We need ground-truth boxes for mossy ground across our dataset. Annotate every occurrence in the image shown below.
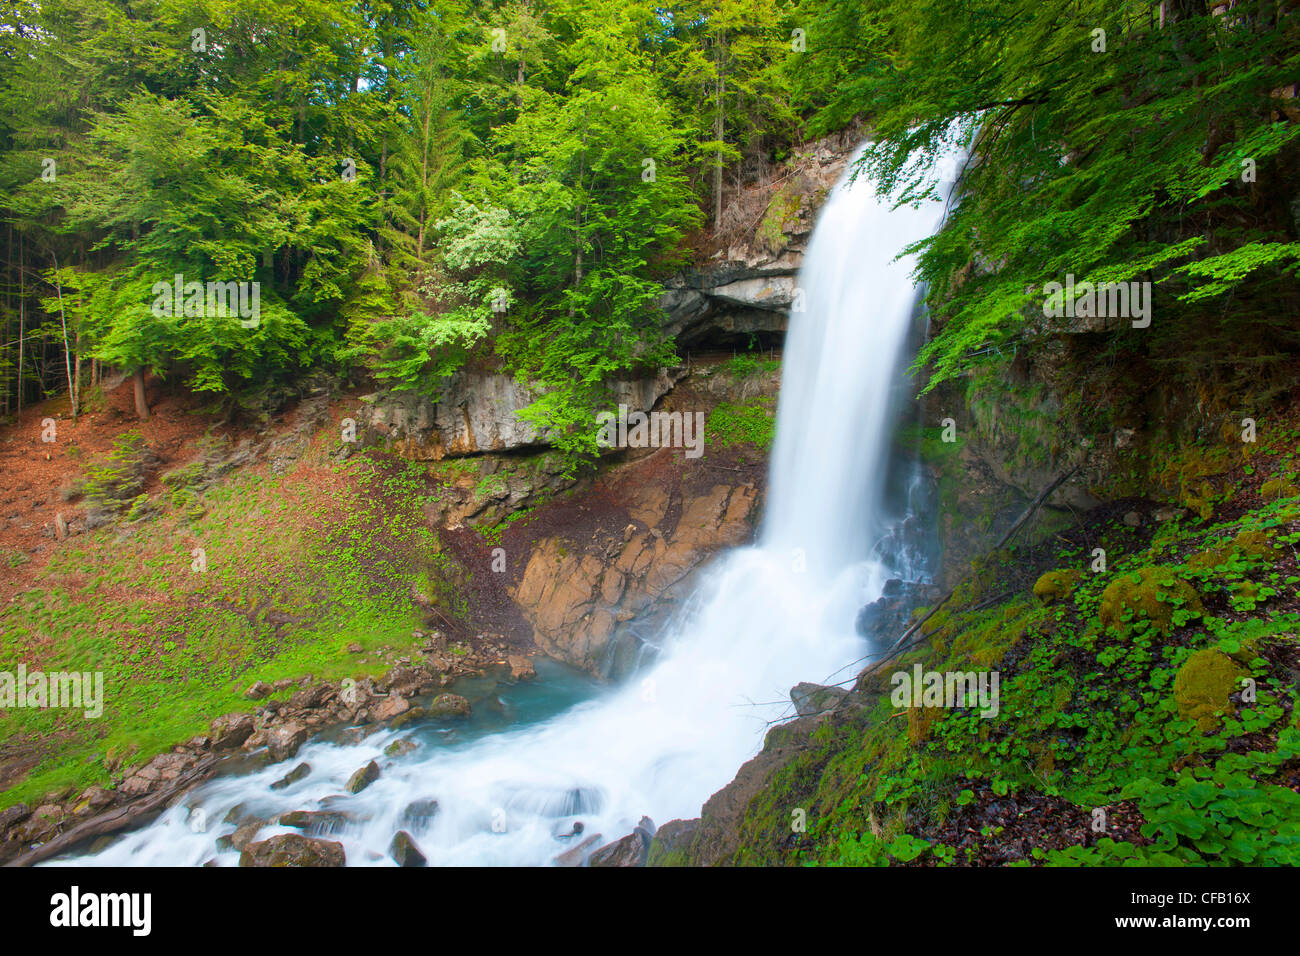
[684,422,1300,867]
[0,428,443,809]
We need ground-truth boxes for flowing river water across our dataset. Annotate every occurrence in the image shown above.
[52,140,963,867]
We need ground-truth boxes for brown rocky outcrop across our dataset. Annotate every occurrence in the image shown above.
[511,480,759,675]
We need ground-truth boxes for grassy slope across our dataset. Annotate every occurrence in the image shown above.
[0,427,439,809]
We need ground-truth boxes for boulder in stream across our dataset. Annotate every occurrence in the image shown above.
[239,833,345,867]
[389,830,428,867]
[278,810,353,835]
[270,762,312,790]
[401,798,440,828]
[429,693,472,718]
[345,760,380,794]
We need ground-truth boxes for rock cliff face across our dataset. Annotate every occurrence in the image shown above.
[360,369,684,459]
[661,130,861,349]
[511,478,759,676]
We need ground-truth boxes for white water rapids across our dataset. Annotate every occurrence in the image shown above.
[54,141,963,867]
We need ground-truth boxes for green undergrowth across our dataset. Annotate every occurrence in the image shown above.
[0,443,438,809]
[697,458,1300,868]
[706,397,776,451]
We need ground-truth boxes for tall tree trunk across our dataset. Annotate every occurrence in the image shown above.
[133,368,149,421]
[417,68,434,264]
[3,224,9,416]
[50,249,77,419]
[73,328,81,417]
[714,30,727,229]
[16,233,23,415]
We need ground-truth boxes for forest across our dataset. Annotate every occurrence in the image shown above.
[3,0,1293,464]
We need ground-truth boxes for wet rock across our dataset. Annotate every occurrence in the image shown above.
[507,655,536,680]
[239,833,345,867]
[401,798,439,828]
[210,713,255,750]
[278,810,353,835]
[589,832,648,867]
[215,821,264,852]
[345,760,380,794]
[553,833,602,867]
[646,818,698,866]
[270,762,312,791]
[854,579,936,640]
[266,722,309,762]
[428,693,471,718]
[384,738,418,758]
[790,682,848,717]
[389,830,428,867]
[223,803,258,826]
[388,707,427,731]
[373,695,410,722]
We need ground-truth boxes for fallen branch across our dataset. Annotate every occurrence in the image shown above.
[7,754,221,867]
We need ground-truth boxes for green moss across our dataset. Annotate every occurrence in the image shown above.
[1260,477,1299,501]
[1172,649,1243,732]
[1033,569,1082,604]
[645,843,690,867]
[1186,528,1279,571]
[1098,566,1202,636]
[1232,529,1280,561]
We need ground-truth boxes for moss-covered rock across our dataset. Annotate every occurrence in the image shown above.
[1033,569,1082,604]
[1172,649,1243,732]
[1098,566,1202,636]
[1186,528,1279,571]
[1260,477,1299,501]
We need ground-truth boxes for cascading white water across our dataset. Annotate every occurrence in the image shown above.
[51,141,963,867]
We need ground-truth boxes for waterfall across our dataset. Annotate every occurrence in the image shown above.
[50,141,964,867]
